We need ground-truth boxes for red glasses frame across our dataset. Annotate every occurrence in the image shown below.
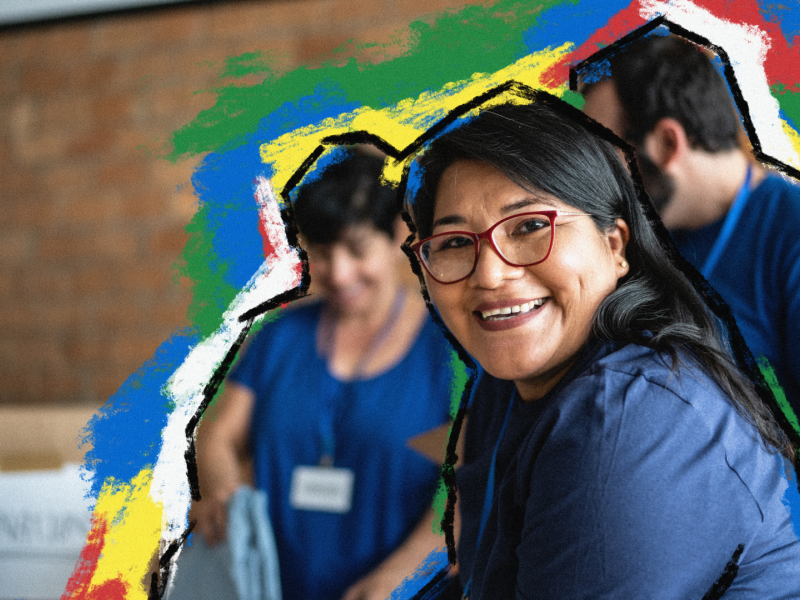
[411,210,591,285]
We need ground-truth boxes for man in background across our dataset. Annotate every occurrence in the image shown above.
[581,34,800,417]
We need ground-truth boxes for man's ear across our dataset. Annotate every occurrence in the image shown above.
[642,118,689,173]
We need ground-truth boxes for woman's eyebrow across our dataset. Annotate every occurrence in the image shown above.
[501,197,558,214]
[431,214,467,229]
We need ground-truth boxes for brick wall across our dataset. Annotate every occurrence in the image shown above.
[0,0,486,406]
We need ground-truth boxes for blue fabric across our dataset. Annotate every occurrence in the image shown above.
[168,487,281,600]
[671,174,800,415]
[228,487,282,600]
[456,340,800,599]
[229,301,454,600]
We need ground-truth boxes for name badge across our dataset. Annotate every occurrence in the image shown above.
[289,465,354,513]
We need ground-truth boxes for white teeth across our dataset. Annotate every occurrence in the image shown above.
[480,299,546,320]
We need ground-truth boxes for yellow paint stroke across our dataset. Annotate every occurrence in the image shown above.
[780,117,800,170]
[259,44,573,197]
[89,469,163,599]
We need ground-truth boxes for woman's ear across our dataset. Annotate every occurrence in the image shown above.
[608,218,630,279]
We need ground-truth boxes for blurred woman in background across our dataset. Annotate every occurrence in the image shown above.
[194,149,454,600]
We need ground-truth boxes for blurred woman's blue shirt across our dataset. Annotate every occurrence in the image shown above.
[230,301,455,600]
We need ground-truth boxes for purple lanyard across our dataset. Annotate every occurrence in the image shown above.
[700,165,753,279]
[316,288,407,466]
[462,390,516,599]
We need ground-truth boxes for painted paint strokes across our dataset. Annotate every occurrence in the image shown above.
[71,0,800,598]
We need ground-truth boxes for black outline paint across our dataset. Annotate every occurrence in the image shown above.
[570,17,800,458]
[159,22,800,594]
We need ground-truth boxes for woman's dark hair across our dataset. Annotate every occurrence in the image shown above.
[408,100,791,458]
[293,148,399,244]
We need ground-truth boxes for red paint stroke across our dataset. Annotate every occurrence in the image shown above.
[542,0,800,92]
[61,513,108,599]
[61,513,131,600]
[84,576,131,600]
[542,1,648,87]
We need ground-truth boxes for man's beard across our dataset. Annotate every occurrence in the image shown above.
[636,151,675,214]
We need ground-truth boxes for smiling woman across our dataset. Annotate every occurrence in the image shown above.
[408,100,800,599]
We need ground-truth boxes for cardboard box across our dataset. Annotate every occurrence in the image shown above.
[0,406,97,600]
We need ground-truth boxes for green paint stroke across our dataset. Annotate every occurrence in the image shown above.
[169,0,566,159]
[758,355,800,435]
[770,82,800,130]
[173,210,239,336]
[431,350,470,534]
[171,0,571,341]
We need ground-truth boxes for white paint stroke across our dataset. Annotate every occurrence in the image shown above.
[638,0,800,169]
[150,177,303,544]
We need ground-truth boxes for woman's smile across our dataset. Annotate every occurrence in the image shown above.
[473,297,549,331]
[425,160,629,400]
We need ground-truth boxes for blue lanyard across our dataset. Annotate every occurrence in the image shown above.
[700,165,753,279]
[317,289,407,466]
[462,390,516,600]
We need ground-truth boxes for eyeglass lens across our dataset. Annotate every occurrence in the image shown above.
[420,213,553,283]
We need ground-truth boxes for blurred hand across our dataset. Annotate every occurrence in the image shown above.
[190,486,235,547]
[340,564,408,600]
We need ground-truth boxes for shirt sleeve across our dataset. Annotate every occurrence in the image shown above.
[513,369,766,600]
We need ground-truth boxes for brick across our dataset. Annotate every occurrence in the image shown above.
[66,128,116,157]
[5,197,59,229]
[40,367,83,399]
[394,0,476,19]
[0,302,79,333]
[108,334,162,366]
[209,0,326,39]
[0,230,34,264]
[97,161,148,189]
[6,337,66,369]
[17,21,91,64]
[91,94,134,127]
[0,31,22,71]
[37,228,138,261]
[65,334,108,365]
[0,369,41,403]
[61,193,124,226]
[42,163,95,197]
[18,268,73,298]
[117,186,171,220]
[90,368,135,402]
[329,0,385,25]
[149,226,190,256]
[69,58,122,92]
[146,297,192,329]
[139,84,217,126]
[94,14,159,56]
[132,7,206,49]
[344,24,413,65]
[94,301,142,330]
[19,65,70,95]
[75,265,116,295]
[1,168,38,197]
[298,34,357,66]
[117,263,173,293]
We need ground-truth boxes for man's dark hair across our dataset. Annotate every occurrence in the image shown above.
[594,34,741,152]
[293,148,399,244]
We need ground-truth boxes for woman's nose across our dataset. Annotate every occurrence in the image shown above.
[328,249,357,287]
[468,239,523,288]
